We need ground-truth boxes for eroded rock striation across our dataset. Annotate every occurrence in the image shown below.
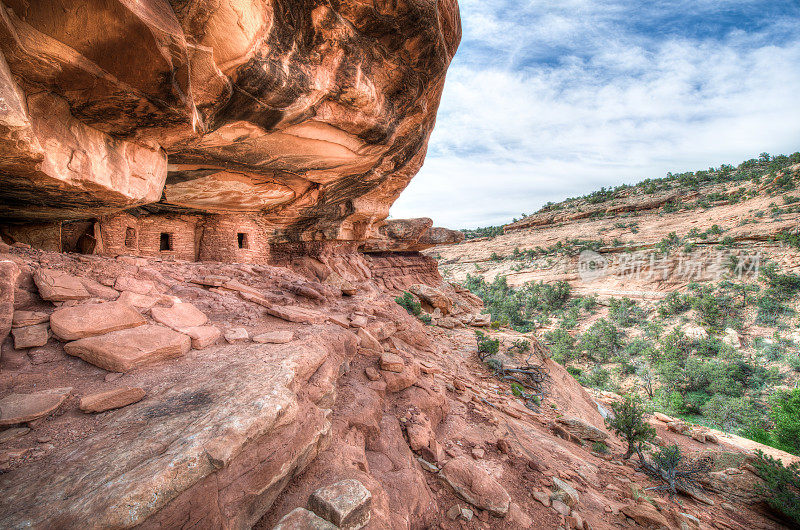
[0,0,461,246]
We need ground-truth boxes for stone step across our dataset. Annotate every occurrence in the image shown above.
[50,301,146,341]
[64,325,190,372]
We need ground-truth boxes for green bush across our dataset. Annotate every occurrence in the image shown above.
[544,328,576,364]
[609,297,647,327]
[577,365,612,390]
[658,291,691,318]
[395,291,421,316]
[580,319,624,362]
[752,451,800,525]
[475,331,500,361]
[771,388,800,454]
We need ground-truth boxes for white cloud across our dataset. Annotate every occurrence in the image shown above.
[390,1,800,228]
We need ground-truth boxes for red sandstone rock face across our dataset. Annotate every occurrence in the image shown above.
[0,0,461,244]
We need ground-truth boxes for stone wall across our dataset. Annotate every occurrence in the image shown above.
[197,215,271,264]
[100,213,199,261]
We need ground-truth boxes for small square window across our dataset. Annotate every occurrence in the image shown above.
[237,232,249,249]
[160,232,173,251]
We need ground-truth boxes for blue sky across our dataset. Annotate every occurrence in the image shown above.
[389,0,800,228]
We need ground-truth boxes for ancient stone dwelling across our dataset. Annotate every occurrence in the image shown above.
[0,212,273,264]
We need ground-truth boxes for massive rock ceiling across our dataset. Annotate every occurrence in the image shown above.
[0,0,461,242]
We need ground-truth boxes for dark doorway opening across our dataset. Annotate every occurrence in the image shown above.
[160,232,173,251]
[125,227,136,248]
[237,232,248,249]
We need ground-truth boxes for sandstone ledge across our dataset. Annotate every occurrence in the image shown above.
[0,331,355,529]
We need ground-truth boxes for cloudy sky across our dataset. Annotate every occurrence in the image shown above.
[389,0,800,228]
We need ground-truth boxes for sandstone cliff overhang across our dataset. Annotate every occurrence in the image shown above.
[362,218,464,252]
[0,0,461,243]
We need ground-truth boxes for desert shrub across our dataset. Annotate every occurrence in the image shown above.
[508,339,531,355]
[624,337,656,360]
[544,328,576,364]
[580,319,625,362]
[592,441,610,454]
[687,283,742,332]
[609,297,647,327]
[605,394,655,459]
[789,354,800,372]
[395,291,421,316]
[640,444,709,499]
[475,331,500,361]
[658,291,691,318]
[463,275,571,332]
[771,388,800,454]
[702,395,760,432]
[419,313,431,325]
[578,365,612,390]
[752,451,800,525]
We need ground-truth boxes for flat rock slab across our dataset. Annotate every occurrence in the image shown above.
[117,291,161,311]
[439,456,511,517]
[33,269,90,301]
[11,324,49,349]
[0,388,71,426]
[151,303,208,330]
[12,311,50,328]
[64,325,190,372]
[556,417,608,442]
[308,479,372,530]
[79,387,146,413]
[253,331,294,344]
[273,508,337,530]
[225,327,249,344]
[263,304,327,324]
[50,301,146,341]
[179,325,221,349]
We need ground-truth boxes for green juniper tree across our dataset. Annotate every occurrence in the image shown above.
[605,394,656,459]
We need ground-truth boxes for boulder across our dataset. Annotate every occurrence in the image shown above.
[79,278,119,300]
[0,260,19,343]
[11,324,49,349]
[117,291,161,311]
[33,269,89,301]
[273,508,337,530]
[556,417,609,442]
[471,313,491,327]
[722,328,742,349]
[408,284,453,314]
[308,479,372,530]
[379,352,405,373]
[253,331,295,344]
[50,301,146,341]
[357,328,383,352]
[383,362,420,393]
[439,456,511,517]
[653,412,675,423]
[64,325,191,372]
[551,477,580,508]
[323,272,357,296]
[79,387,146,413]
[114,277,157,296]
[180,326,221,349]
[621,503,670,528]
[0,388,71,426]
[224,328,250,344]
[11,311,49,328]
[151,302,208,330]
